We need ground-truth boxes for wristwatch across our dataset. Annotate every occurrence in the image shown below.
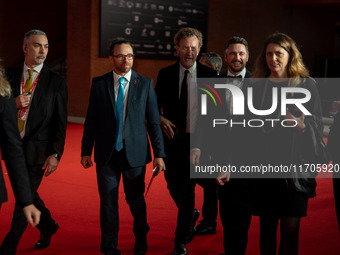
[53,153,58,159]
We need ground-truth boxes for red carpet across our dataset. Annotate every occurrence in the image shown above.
[0,123,339,254]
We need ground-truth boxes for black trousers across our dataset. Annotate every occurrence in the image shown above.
[0,165,54,255]
[196,178,218,224]
[164,135,196,245]
[96,148,149,255]
[218,179,252,255]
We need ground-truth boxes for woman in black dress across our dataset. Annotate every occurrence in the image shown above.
[0,65,40,226]
[251,33,323,255]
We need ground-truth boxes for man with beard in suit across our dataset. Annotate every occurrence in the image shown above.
[0,29,68,254]
[155,27,217,255]
[81,38,166,255]
[191,36,253,255]
[217,36,253,255]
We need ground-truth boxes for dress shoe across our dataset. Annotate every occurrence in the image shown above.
[191,209,200,227]
[134,236,148,255]
[34,220,59,249]
[173,243,187,255]
[195,221,217,235]
[183,209,200,244]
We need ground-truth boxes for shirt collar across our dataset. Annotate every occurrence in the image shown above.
[24,63,43,74]
[113,69,132,84]
[180,62,196,74]
[227,68,246,78]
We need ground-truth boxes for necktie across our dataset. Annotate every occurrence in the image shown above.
[18,69,34,132]
[25,69,34,92]
[114,77,125,151]
[179,70,189,134]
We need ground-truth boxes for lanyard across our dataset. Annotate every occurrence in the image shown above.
[20,69,40,94]
[18,70,40,120]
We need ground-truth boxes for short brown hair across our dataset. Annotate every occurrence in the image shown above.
[225,36,249,54]
[174,27,203,48]
[108,38,134,56]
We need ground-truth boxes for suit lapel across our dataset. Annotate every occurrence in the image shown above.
[105,71,116,117]
[25,65,49,135]
[170,62,180,101]
[30,65,49,108]
[126,70,138,116]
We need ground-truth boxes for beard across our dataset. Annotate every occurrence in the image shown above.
[228,61,245,73]
[117,63,132,74]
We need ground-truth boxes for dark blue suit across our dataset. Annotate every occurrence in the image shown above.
[81,70,165,255]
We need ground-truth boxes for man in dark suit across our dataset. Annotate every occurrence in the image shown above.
[81,38,166,255]
[219,36,251,79]
[0,29,68,254]
[216,36,252,255]
[155,27,217,255]
[194,51,223,237]
[192,36,253,255]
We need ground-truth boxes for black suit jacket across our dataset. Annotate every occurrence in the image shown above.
[0,96,32,206]
[194,69,253,165]
[7,65,68,166]
[81,70,166,167]
[155,61,217,132]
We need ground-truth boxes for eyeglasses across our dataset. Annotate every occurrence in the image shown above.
[113,54,135,60]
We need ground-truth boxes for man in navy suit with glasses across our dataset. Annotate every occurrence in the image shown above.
[81,38,166,255]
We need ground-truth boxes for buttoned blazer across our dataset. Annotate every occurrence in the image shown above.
[81,70,165,167]
[7,65,68,166]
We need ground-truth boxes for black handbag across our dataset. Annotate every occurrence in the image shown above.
[287,121,330,197]
[307,122,331,165]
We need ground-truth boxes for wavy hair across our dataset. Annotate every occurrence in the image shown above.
[252,32,310,86]
[0,65,11,98]
[174,27,203,49]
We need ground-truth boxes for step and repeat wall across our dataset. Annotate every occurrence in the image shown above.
[100,0,208,59]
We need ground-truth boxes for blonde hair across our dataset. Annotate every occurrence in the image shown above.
[0,65,11,97]
[252,32,310,86]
